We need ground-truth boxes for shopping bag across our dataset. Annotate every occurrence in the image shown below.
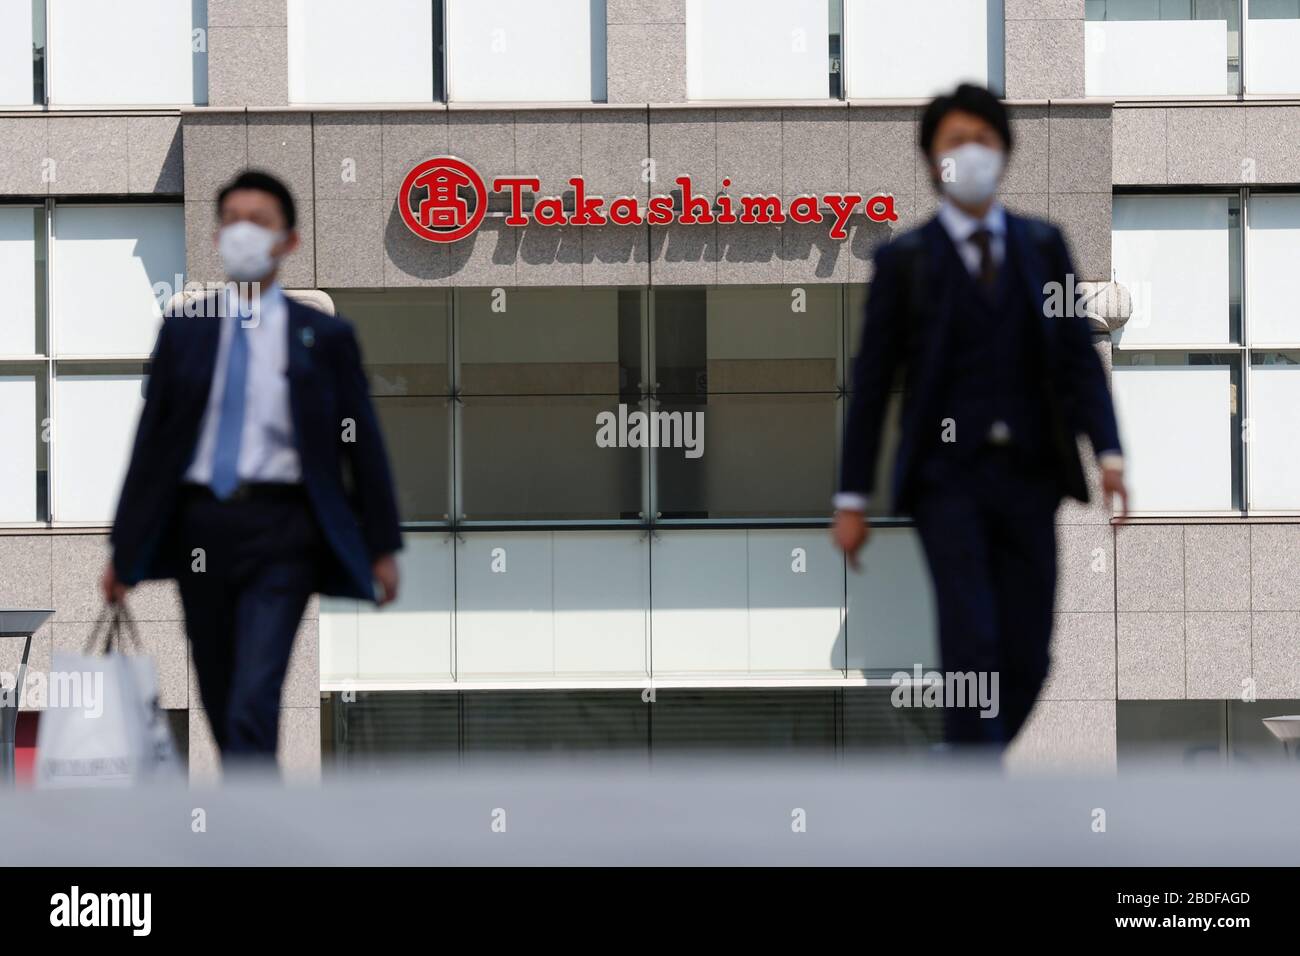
[35,603,181,788]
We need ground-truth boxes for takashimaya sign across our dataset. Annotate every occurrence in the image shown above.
[398,156,898,244]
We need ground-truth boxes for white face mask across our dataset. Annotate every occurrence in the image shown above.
[217,221,283,282]
[937,143,1005,207]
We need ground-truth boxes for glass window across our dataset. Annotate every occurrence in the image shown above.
[52,204,186,358]
[1246,352,1300,510]
[0,365,44,522]
[844,0,1005,98]
[1245,194,1300,345]
[331,290,451,522]
[1245,0,1300,94]
[457,288,644,522]
[52,363,147,523]
[48,0,207,106]
[0,206,43,357]
[1112,194,1239,347]
[445,0,606,103]
[1085,0,1240,96]
[288,0,437,104]
[1112,351,1240,511]
[652,286,840,519]
[0,0,39,106]
[686,0,831,100]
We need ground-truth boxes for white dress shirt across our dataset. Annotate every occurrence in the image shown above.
[833,201,1120,514]
[937,199,1006,279]
[185,283,303,486]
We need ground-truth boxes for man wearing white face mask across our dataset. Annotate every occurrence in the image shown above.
[833,85,1128,750]
[102,170,403,765]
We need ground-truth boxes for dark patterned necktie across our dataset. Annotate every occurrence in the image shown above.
[970,228,997,292]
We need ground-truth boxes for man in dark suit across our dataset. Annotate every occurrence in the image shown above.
[101,170,402,761]
[833,85,1128,748]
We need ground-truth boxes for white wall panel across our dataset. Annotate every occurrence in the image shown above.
[846,528,937,672]
[288,0,433,104]
[52,205,184,358]
[53,373,144,523]
[687,0,829,100]
[1245,17,1300,95]
[0,375,37,522]
[845,0,1002,98]
[357,534,453,681]
[651,531,749,673]
[553,533,648,675]
[0,208,38,356]
[455,533,554,676]
[0,1,33,106]
[746,531,844,673]
[1248,364,1300,511]
[1112,195,1230,347]
[446,0,604,103]
[1246,195,1300,345]
[49,0,203,105]
[1112,364,1233,511]
[1085,19,1226,97]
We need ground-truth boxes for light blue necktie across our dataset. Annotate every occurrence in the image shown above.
[209,314,249,500]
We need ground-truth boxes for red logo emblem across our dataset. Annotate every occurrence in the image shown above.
[399,156,487,243]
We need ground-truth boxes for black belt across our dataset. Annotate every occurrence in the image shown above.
[181,482,304,503]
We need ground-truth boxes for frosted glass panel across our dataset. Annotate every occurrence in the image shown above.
[845,0,1002,98]
[746,531,844,673]
[846,528,937,672]
[53,373,145,523]
[455,533,555,676]
[1246,195,1300,344]
[0,0,33,105]
[553,533,648,675]
[49,0,204,105]
[356,534,453,681]
[1112,196,1230,347]
[0,208,38,356]
[651,532,749,673]
[1248,363,1300,511]
[1085,20,1226,96]
[288,0,433,104]
[0,375,37,522]
[446,0,605,102]
[687,0,829,100]
[52,205,185,357]
[1245,17,1300,95]
[1112,364,1233,511]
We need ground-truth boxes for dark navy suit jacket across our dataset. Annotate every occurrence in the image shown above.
[841,211,1122,514]
[110,297,402,601]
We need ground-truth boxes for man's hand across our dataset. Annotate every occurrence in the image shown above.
[373,554,400,607]
[100,562,129,605]
[832,509,870,571]
[1102,464,1129,520]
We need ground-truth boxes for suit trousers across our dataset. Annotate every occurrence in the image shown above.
[909,446,1060,747]
[174,485,323,758]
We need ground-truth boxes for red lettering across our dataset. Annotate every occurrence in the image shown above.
[788,195,821,225]
[569,176,607,226]
[739,195,785,224]
[608,196,642,225]
[492,176,540,226]
[676,175,714,224]
[864,194,898,223]
[647,195,674,225]
[825,193,863,240]
[534,196,567,226]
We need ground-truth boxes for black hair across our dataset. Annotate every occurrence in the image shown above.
[919,83,1014,158]
[216,169,298,230]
